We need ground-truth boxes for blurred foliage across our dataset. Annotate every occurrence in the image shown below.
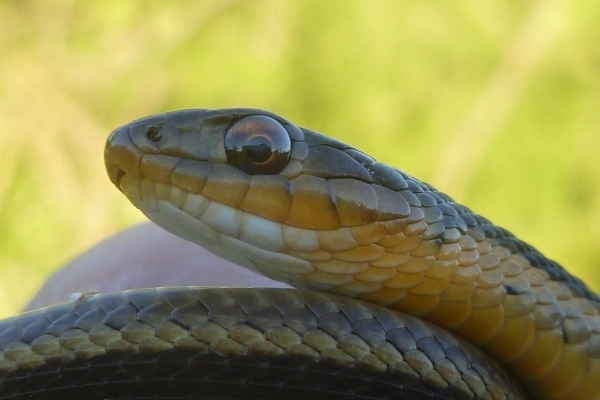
[0,0,599,318]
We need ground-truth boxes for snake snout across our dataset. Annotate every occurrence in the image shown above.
[104,124,144,190]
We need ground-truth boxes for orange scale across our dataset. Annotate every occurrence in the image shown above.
[498,258,523,277]
[502,292,536,318]
[424,260,459,279]
[457,249,479,266]
[408,276,449,296]
[329,179,378,226]
[317,228,358,252]
[382,271,424,289]
[557,359,600,400]
[477,251,500,271]
[562,317,592,344]
[354,266,398,282]
[470,286,506,308]
[285,249,331,261]
[170,159,210,194]
[350,222,389,245]
[202,164,251,208]
[435,242,461,261]
[426,300,472,330]
[140,154,180,184]
[383,219,410,235]
[339,280,383,294]
[312,259,369,275]
[240,174,292,222]
[410,239,442,257]
[449,264,481,284]
[455,305,505,346]
[357,286,407,307]
[476,269,504,289]
[386,234,422,253]
[285,175,341,230]
[396,255,435,274]
[281,225,319,252]
[389,292,440,317]
[439,281,477,302]
[507,328,566,382]
[484,313,536,363]
[369,251,409,268]
[377,233,403,247]
[404,219,427,236]
[331,244,385,262]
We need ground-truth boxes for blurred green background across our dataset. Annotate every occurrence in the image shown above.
[1,1,599,318]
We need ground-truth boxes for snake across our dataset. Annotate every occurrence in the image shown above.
[0,108,598,400]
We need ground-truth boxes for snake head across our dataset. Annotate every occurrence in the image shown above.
[105,108,303,207]
[104,109,315,285]
[104,108,416,292]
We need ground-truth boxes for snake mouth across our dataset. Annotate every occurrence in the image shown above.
[104,123,145,192]
[108,166,127,191]
[106,158,127,192]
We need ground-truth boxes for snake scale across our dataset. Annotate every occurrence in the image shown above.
[1,108,598,399]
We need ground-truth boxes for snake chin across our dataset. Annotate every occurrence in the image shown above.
[143,198,316,290]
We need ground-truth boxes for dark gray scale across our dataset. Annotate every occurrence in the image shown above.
[459,213,486,228]
[302,145,373,182]
[367,162,410,191]
[302,128,353,150]
[342,148,376,168]
[406,179,425,193]
[425,191,452,205]
[398,190,421,207]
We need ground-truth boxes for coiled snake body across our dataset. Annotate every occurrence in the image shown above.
[1,108,599,399]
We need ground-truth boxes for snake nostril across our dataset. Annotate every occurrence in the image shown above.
[146,126,163,142]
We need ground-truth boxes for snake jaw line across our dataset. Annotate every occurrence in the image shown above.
[150,197,316,283]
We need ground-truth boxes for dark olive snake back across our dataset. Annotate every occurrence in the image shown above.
[0,287,523,399]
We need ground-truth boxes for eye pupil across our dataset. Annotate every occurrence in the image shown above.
[147,126,162,142]
[225,115,292,175]
[245,141,272,163]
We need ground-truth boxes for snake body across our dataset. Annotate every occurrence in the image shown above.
[1,108,599,399]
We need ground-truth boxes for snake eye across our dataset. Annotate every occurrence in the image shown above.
[225,115,292,174]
